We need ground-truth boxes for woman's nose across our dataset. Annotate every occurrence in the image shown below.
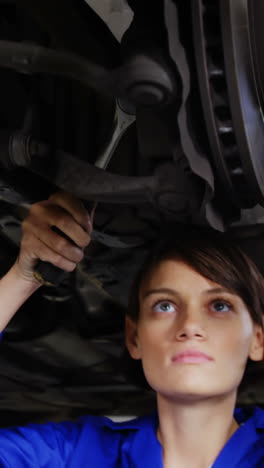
[175,309,206,340]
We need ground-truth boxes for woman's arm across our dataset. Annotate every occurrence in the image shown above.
[0,191,92,331]
[0,262,41,332]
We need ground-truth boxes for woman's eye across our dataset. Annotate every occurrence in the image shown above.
[210,300,233,314]
[153,301,176,314]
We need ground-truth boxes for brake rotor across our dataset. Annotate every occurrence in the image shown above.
[192,0,264,210]
[249,0,264,110]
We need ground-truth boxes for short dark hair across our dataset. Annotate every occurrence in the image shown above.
[123,225,264,390]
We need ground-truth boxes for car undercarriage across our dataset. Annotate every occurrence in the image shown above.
[0,0,263,425]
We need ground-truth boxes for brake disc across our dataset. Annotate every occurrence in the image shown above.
[192,0,264,210]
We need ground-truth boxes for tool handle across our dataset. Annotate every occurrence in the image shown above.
[33,227,74,287]
[34,261,68,287]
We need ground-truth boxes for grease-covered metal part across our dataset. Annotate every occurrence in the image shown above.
[0,132,203,219]
[0,39,178,109]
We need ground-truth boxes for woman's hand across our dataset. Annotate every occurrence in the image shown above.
[15,191,92,283]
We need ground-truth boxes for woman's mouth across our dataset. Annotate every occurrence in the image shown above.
[172,350,214,364]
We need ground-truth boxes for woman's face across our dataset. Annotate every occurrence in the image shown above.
[126,260,264,401]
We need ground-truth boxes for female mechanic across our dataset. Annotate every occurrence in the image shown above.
[0,191,263,468]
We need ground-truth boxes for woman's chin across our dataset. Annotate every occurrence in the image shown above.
[153,378,232,402]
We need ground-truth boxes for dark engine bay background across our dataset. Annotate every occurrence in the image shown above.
[0,0,263,425]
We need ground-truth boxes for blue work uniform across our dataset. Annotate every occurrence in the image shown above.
[0,406,263,467]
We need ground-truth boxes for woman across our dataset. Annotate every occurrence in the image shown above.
[0,191,263,467]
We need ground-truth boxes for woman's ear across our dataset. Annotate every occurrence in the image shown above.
[125,316,142,360]
[249,325,264,361]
